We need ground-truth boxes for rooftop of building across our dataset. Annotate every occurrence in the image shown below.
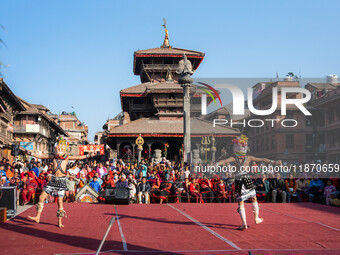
[0,79,26,111]
[120,81,210,95]
[252,80,301,104]
[31,104,50,112]
[305,82,340,90]
[252,80,300,89]
[108,117,239,137]
[16,97,67,135]
[310,85,340,107]
[204,103,251,121]
[133,25,205,75]
[134,47,205,56]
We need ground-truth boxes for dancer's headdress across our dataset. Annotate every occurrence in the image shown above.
[231,135,248,146]
[55,136,69,147]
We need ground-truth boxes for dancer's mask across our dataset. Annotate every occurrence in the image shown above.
[232,135,248,156]
[55,136,69,157]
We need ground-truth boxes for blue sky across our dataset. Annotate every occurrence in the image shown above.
[1,0,339,140]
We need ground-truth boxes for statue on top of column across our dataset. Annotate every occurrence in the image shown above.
[177,54,194,76]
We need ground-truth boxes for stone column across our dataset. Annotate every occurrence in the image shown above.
[177,54,194,164]
[117,142,120,159]
[211,146,216,162]
[182,83,191,163]
[211,136,216,162]
[137,145,143,164]
[132,143,136,161]
[147,143,152,160]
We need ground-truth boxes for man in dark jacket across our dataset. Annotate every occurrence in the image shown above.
[270,173,286,202]
[137,177,150,204]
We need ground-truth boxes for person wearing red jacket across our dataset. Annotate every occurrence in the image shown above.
[330,176,339,190]
[22,173,37,205]
[150,176,161,195]
[189,178,202,203]
[159,181,172,204]
[216,179,228,203]
[89,169,96,178]
[199,176,214,203]
[101,174,115,190]
[36,173,47,193]
[211,175,220,191]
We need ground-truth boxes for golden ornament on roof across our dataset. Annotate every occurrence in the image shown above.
[136,134,144,146]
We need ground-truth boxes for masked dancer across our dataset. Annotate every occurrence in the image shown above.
[26,136,95,227]
[219,135,282,230]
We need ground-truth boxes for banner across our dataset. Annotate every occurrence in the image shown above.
[7,124,13,132]
[26,124,40,132]
[79,144,105,155]
[20,142,33,151]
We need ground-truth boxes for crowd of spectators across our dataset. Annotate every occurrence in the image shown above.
[0,156,339,207]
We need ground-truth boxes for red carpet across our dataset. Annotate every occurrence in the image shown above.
[0,203,339,255]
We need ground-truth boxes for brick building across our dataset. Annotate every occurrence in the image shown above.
[0,78,26,160]
[13,98,67,156]
[306,79,340,162]
[55,112,89,156]
[246,80,308,163]
[246,77,340,163]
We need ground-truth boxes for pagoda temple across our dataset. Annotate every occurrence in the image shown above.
[106,27,239,162]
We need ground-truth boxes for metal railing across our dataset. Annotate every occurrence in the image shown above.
[142,64,178,71]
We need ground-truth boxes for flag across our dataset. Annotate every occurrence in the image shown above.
[276,72,279,79]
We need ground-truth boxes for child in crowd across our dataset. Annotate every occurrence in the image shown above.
[65,175,80,202]
[90,176,101,193]
[330,191,340,207]
[323,180,336,205]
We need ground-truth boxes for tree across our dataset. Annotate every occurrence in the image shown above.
[0,24,6,76]
[286,72,299,80]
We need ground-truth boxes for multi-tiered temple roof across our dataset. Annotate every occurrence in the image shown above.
[106,26,239,161]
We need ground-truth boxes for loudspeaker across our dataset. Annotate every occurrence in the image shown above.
[11,144,20,156]
[114,187,129,205]
[0,187,17,217]
[105,187,115,197]
[105,187,115,204]
[104,187,129,204]
[114,187,129,199]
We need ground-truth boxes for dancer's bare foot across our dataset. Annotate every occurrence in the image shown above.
[27,216,40,223]
[58,219,64,228]
[255,218,264,224]
[238,224,248,230]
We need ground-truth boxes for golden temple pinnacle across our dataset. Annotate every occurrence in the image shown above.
[161,18,171,48]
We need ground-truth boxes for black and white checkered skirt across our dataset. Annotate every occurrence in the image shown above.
[235,172,256,202]
[44,175,67,197]
[235,186,256,202]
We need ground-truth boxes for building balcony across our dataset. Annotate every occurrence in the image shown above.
[130,104,154,111]
[154,98,184,107]
[13,124,50,137]
[142,64,178,72]
[305,144,326,152]
[0,112,12,122]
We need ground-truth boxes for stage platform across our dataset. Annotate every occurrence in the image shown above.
[0,202,339,255]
